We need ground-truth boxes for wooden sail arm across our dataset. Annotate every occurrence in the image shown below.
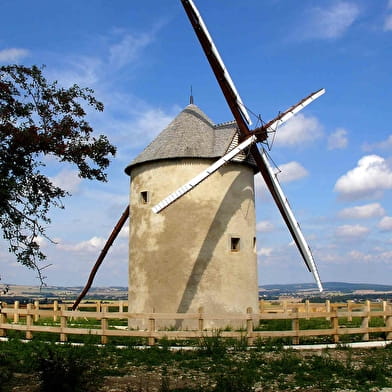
[181,0,324,291]
[72,205,130,310]
[181,0,252,140]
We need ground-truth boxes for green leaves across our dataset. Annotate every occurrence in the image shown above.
[0,65,116,279]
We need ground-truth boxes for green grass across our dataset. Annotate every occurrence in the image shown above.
[0,338,392,391]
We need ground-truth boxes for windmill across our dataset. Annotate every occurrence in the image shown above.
[74,0,324,322]
[151,0,323,290]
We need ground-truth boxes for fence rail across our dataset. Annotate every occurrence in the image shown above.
[1,300,391,346]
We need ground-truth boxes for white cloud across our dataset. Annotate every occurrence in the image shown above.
[338,203,386,219]
[275,114,323,147]
[58,236,106,252]
[50,169,82,194]
[385,14,392,31]
[328,128,348,150]
[363,134,392,151]
[335,224,369,239]
[51,56,102,88]
[49,28,156,88]
[33,236,47,248]
[97,91,179,154]
[303,2,360,39]
[378,216,392,231]
[256,220,275,232]
[254,174,268,197]
[257,247,273,257]
[384,0,392,31]
[334,155,392,200]
[277,161,308,182]
[347,250,373,262]
[131,108,176,144]
[119,225,129,238]
[0,48,29,62]
[348,249,392,264]
[254,161,308,198]
[83,189,128,206]
[109,32,154,69]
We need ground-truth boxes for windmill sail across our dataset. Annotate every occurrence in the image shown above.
[152,88,325,214]
[261,88,325,133]
[181,0,324,291]
[260,149,323,291]
[181,0,252,127]
[152,134,257,213]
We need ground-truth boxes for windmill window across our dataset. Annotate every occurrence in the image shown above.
[253,237,256,252]
[140,191,149,204]
[230,237,241,252]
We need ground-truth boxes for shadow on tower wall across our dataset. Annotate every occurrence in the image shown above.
[175,169,254,327]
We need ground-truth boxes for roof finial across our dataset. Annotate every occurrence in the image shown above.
[190,85,194,105]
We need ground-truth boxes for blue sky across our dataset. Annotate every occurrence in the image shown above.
[1,0,392,288]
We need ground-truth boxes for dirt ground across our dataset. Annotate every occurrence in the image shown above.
[5,348,392,392]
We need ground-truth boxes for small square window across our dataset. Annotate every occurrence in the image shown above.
[231,237,240,252]
[140,191,149,204]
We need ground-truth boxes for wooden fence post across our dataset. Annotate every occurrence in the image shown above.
[347,300,353,322]
[148,310,156,346]
[119,300,124,313]
[0,304,6,337]
[259,299,265,314]
[60,304,68,342]
[331,309,339,343]
[246,307,254,346]
[26,303,33,340]
[101,304,108,344]
[292,308,300,345]
[325,300,331,321]
[198,307,204,332]
[386,304,392,340]
[53,300,58,322]
[13,301,19,324]
[305,300,310,320]
[361,300,370,341]
[34,300,40,322]
[383,301,387,322]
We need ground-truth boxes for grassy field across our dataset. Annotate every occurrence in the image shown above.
[1,336,392,392]
[1,310,392,391]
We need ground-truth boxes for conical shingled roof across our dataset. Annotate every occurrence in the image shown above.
[125,104,255,175]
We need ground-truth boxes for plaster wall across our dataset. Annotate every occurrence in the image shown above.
[128,158,258,327]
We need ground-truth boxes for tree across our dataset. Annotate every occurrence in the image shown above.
[0,65,116,280]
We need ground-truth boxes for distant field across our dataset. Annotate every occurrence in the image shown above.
[2,282,392,303]
[0,285,128,303]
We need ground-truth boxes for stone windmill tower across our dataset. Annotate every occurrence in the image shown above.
[124,104,259,322]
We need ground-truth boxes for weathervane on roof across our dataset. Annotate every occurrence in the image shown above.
[190,85,194,105]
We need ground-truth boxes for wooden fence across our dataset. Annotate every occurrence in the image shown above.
[0,300,391,346]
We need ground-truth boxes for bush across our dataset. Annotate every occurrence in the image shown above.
[213,366,256,392]
[36,344,103,392]
[0,352,13,392]
[197,332,227,357]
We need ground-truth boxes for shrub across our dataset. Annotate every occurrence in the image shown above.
[213,366,256,392]
[36,344,103,392]
[0,352,13,392]
[197,331,227,357]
